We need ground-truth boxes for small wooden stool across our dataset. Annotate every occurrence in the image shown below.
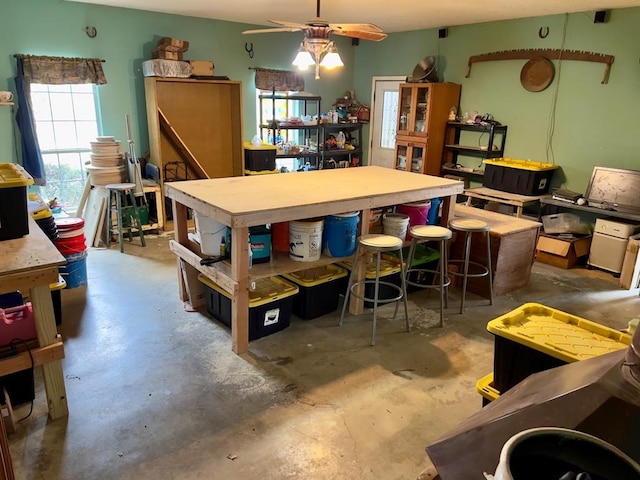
[405,225,452,328]
[339,234,410,346]
[105,183,146,253]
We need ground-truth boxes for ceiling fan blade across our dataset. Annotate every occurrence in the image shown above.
[330,23,385,33]
[331,28,388,42]
[268,20,311,29]
[243,26,302,35]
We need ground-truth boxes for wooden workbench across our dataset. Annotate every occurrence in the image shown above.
[165,166,464,354]
[0,217,68,419]
[464,186,549,217]
[451,205,542,297]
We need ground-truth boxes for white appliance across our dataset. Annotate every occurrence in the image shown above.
[588,218,640,274]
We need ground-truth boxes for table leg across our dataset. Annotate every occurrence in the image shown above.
[30,285,68,420]
[516,205,523,218]
[441,194,457,226]
[231,227,250,354]
[348,209,371,315]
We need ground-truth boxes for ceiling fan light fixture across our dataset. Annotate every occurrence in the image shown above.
[292,45,315,69]
[320,44,343,69]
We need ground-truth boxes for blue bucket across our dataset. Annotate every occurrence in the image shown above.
[427,197,442,225]
[59,251,88,289]
[323,212,360,257]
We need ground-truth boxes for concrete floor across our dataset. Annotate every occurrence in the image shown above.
[7,232,640,479]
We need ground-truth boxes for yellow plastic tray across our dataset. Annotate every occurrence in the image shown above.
[487,302,630,363]
[0,163,34,188]
[476,372,500,402]
[281,264,347,287]
[198,274,298,308]
[483,158,558,172]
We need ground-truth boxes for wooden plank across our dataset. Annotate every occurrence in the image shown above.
[158,108,210,180]
[0,342,65,377]
[0,217,65,283]
[454,204,541,236]
[169,240,237,295]
[231,227,250,355]
[164,167,464,226]
[0,394,15,480]
[30,285,68,419]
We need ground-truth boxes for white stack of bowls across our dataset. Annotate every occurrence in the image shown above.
[87,136,126,186]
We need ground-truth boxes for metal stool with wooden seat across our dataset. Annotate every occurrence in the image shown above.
[339,234,410,346]
[405,225,452,328]
[448,218,493,313]
[105,183,146,253]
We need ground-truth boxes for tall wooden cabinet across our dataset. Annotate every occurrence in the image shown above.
[144,77,243,228]
[394,82,461,176]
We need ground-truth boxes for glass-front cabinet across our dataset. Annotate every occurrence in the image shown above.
[396,84,430,139]
[393,82,461,176]
[394,139,427,173]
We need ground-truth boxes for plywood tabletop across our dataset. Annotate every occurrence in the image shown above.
[0,216,66,277]
[454,204,541,235]
[165,166,463,222]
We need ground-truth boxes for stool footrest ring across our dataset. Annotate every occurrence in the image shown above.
[349,280,404,305]
[405,268,451,289]
[448,259,489,278]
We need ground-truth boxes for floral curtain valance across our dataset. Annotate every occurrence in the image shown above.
[15,54,107,85]
[254,67,304,92]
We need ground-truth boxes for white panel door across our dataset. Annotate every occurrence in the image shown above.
[368,77,404,169]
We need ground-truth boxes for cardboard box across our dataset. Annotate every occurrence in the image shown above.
[157,37,190,51]
[189,60,214,76]
[151,48,183,61]
[535,234,592,269]
[619,234,640,289]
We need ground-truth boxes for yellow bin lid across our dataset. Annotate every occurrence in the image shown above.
[487,302,630,363]
[483,158,559,171]
[282,264,347,287]
[243,142,278,151]
[338,254,401,279]
[0,163,35,188]
[476,372,500,402]
[198,274,298,308]
[32,208,53,220]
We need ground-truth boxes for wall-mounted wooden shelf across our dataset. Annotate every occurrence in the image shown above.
[0,102,15,106]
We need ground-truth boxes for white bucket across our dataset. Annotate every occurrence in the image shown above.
[194,211,227,256]
[289,219,324,262]
[491,427,640,480]
[382,213,410,240]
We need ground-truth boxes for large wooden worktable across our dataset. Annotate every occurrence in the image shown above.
[0,216,68,419]
[165,166,464,354]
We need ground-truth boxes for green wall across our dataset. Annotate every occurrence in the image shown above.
[2,0,639,193]
[0,0,355,167]
[354,9,640,191]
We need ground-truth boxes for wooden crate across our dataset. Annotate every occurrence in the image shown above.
[450,205,541,297]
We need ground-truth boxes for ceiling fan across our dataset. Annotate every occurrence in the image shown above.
[243,0,387,78]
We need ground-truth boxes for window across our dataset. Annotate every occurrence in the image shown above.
[30,83,99,209]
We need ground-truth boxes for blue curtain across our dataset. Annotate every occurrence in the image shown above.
[14,57,45,185]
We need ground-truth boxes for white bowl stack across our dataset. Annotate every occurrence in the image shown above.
[87,136,126,186]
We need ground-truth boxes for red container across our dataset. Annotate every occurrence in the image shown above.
[0,303,36,346]
[271,222,289,253]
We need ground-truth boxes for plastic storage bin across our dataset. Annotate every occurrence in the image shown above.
[281,264,348,320]
[387,244,440,293]
[476,372,500,407]
[487,302,631,392]
[0,302,36,346]
[0,163,34,241]
[483,158,558,195]
[338,255,402,308]
[244,142,277,172]
[198,274,298,340]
